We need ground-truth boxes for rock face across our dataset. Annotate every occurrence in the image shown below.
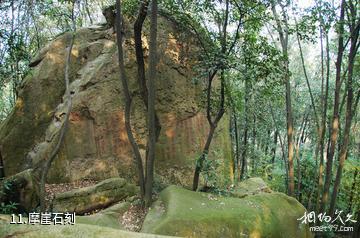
[51,178,137,214]
[141,185,313,238]
[0,169,39,212]
[0,15,232,186]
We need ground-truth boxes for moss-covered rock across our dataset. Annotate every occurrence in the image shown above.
[0,169,39,212]
[141,185,313,238]
[230,177,272,198]
[76,202,130,229]
[0,214,176,238]
[51,178,138,214]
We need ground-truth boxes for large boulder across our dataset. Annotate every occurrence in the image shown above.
[0,169,39,212]
[141,185,313,238]
[0,214,176,238]
[0,13,232,187]
[51,178,137,214]
[230,177,272,198]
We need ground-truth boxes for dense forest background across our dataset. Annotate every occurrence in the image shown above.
[0,0,359,237]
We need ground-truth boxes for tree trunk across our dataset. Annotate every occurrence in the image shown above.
[192,70,225,191]
[115,0,145,198]
[270,104,288,190]
[192,0,228,190]
[271,0,294,197]
[241,78,250,180]
[251,114,256,173]
[320,0,346,215]
[315,23,330,213]
[144,0,158,207]
[232,111,240,182]
[329,14,359,216]
[192,125,216,191]
[295,20,319,130]
[38,1,76,212]
[295,114,307,202]
[264,130,271,156]
[271,130,278,165]
[0,147,4,179]
[295,144,301,201]
[133,0,161,141]
[285,64,294,197]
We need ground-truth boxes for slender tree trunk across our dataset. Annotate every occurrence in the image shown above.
[269,130,279,180]
[193,70,225,191]
[271,130,278,165]
[295,144,301,200]
[268,130,277,181]
[192,0,228,190]
[271,1,294,197]
[320,0,346,215]
[240,127,248,180]
[241,78,250,180]
[329,15,359,216]
[264,130,271,156]
[39,1,76,211]
[315,26,330,213]
[144,0,158,207]
[284,62,295,197]
[295,21,319,130]
[133,0,161,140]
[134,0,149,101]
[115,0,145,198]
[251,114,256,173]
[270,104,288,190]
[232,111,240,182]
[295,20,323,208]
[193,125,216,190]
[0,147,4,179]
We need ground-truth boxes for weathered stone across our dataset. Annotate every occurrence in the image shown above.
[0,14,232,188]
[230,177,272,198]
[51,178,138,214]
[76,202,130,229]
[0,28,108,177]
[0,169,39,212]
[141,185,313,238]
[0,214,177,238]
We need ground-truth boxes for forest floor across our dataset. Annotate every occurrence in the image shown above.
[120,203,147,231]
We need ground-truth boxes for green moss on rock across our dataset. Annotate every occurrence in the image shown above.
[141,185,313,238]
[230,177,272,198]
[51,178,138,214]
[76,202,130,229]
